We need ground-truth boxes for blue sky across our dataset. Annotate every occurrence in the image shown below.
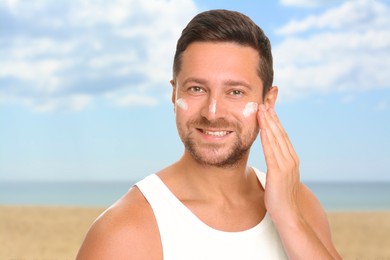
[1,0,389,182]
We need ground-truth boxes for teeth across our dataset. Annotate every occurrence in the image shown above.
[203,130,229,137]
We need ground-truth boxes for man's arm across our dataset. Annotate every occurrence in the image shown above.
[258,104,341,259]
[76,187,162,260]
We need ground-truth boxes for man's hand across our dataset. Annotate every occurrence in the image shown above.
[257,104,301,223]
[257,104,340,259]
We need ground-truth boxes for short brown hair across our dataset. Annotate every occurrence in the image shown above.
[172,9,274,95]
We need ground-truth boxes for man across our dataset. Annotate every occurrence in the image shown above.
[77,10,341,259]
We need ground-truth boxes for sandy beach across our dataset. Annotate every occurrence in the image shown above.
[1,205,389,260]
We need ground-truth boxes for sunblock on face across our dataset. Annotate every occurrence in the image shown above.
[243,102,258,118]
[176,98,188,110]
[209,99,217,114]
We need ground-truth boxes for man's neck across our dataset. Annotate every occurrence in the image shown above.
[172,151,257,201]
[157,151,265,232]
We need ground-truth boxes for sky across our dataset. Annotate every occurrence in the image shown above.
[1,0,389,182]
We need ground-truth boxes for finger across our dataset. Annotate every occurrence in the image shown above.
[259,105,286,170]
[268,108,299,162]
[257,106,265,130]
[261,106,291,165]
[259,124,280,171]
[258,106,276,166]
[264,107,298,163]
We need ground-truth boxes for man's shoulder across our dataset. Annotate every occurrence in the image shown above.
[76,186,162,259]
[298,183,326,216]
[99,186,155,231]
[298,183,338,251]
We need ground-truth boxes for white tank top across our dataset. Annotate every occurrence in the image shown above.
[136,168,287,260]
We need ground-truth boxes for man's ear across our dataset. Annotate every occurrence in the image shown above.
[170,79,176,111]
[264,86,278,110]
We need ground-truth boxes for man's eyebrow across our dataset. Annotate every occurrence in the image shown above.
[182,77,208,86]
[181,78,252,89]
[223,79,252,89]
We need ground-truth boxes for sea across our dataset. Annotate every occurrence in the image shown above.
[1,180,390,211]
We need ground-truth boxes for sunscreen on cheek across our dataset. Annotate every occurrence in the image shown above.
[243,102,258,118]
[176,98,188,110]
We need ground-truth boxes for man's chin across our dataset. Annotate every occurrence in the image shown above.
[188,150,246,168]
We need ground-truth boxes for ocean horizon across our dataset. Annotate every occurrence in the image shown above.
[1,180,390,211]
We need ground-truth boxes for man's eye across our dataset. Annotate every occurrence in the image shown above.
[189,86,204,93]
[230,90,244,96]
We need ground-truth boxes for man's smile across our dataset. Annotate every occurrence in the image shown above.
[196,128,233,138]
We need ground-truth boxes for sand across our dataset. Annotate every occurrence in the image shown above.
[327,211,390,259]
[1,205,389,260]
[0,205,104,260]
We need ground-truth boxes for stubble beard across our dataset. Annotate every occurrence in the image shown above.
[180,117,259,168]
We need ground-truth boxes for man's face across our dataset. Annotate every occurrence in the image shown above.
[172,42,264,167]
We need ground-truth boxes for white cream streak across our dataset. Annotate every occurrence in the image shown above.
[176,98,188,110]
[243,102,258,118]
[209,99,217,114]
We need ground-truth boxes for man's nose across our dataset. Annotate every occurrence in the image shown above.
[200,96,227,120]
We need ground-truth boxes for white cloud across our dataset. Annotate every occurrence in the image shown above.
[69,95,94,112]
[277,0,389,35]
[280,0,345,8]
[0,0,197,112]
[0,93,93,113]
[105,93,159,107]
[273,0,390,100]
